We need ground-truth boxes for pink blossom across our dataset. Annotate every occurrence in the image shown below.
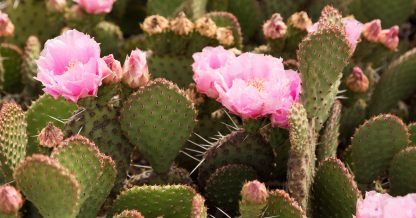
[215,53,301,127]
[98,54,123,84]
[379,26,399,51]
[263,13,287,39]
[356,191,416,218]
[35,29,103,102]
[74,0,115,14]
[192,46,236,98]
[0,12,14,37]
[122,49,149,89]
[362,19,382,42]
[0,185,23,214]
[307,17,363,51]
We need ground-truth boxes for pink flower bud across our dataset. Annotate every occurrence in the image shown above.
[379,26,399,50]
[346,66,369,93]
[241,180,269,204]
[0,186,23,214]
[0,12,14,37]
[99,54,123,84]
[47,0,66,12]
[122,49,150,89]
[362,19,382,42]
[74,0,115,14]
[263,13,287,39]
[37,122,64,148]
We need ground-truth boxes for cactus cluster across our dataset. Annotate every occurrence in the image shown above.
[0,0,416,218]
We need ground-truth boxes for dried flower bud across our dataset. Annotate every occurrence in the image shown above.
[263,13,287,39]
[379,26,399,50]
[362,19,382,42]
[47,0,67,12]
[37,122,64,148]
[346,66,369,93]
[0,12,14,37]
[170,12,194,35]
[99,54,123,84]
[216,27,234,46]
[0,185,23,214]
[185,83,204,106]
[195,17,217,38]
[240,180,269,204]
[288,11,312,30]
[141,15,170,35]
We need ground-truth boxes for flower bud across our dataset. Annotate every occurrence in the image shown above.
[216,27,234,46]
[346,66,369,93]
[287,11,312,31]
[379,25,399,50]
[362,19,382,42]
[140,15,169,35]
[0,185,23,214]
[263,13,287,39]
[37,122,64,148]
[99,54,123,84]
[240,180,269,204]
[170,12,194,36]
[47,0,67,12]
[195,17,217,38]
[0,12,14,37]
[122,49,150,89]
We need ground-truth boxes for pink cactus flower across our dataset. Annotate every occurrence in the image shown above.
[362,19,382,42]
[0,11,14,37]
[356,191,416,218]
[74,0,115,14]
[98,54,123,84]
[263,13,287,39]
[122,49,150,89]
[308,17,363,51]
[35,29,103,102]
[192,46,236,98]
[379,26,399,51]
[215,53,301,127]
[0,185,23,214]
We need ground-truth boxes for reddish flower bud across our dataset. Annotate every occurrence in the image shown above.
[346,66,369,93]
[263,13,287,39]
[0,185,23,214]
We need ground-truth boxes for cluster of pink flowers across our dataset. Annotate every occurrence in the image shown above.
[74,0,115,14]
[36,29,149,103]
[308,17,363,52]
[356,191,416,218]
[192,46,301,128]
[362,20,399,50]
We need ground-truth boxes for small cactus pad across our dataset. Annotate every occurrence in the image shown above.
[0,43,23,93]
[318,100,342,161]
[287,103,315,210]
[263,189,306,218]
[389,147,416,196]
[14,154,81,218]
[109,185,198,218]
[298,7,350,130]
[51,135,104,204]
[369,48,416,116]
[408,123,416,145]
[205,164,257,213]
[148,55,193,88]
[312,158,361,218]
[0,102,27,182]
[113,210,144,218]
[350,114,408,186]
[198,130,274,188]
[357,0,413,27]
[120,79,197,174]
[27,94,77,155]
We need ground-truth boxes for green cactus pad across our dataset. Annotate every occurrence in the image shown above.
[124,165,192,187]
[14,154,81,218]
[389,147,416,196]
[206,11,243,48]
[6,0,64,46]
[109,185,197,218]
[147,0,207,18]
[113,210,144,218]
[263,189,306,218]
[226,0,261,40]
[93,21,123,57]
[0,43,23,93]
[318,100,342,162]
[312,158,361,218]
[120,79,196,174]
[51,135,104,204]
[408,123,416,145]
[298,7,351,131]
[368,48,416,116]
[65,84,132,186]
[350,114,409,186]
[287,103,315,210]
[148,55,193,88]
[21,36,41,93]
[340,98,367,139]
[357,0,413,27]
[205,164,257,213]
[0,102,27,182]
[77,154,117,218]
[309,0,351,20]
[27,94,77,155]
[198,130,274,187]
[259,0,305,19]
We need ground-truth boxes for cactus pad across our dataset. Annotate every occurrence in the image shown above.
[408,123,416,145]
[148,55,193,88]
[113,210,144,218]
[263,189,306,218]
[0,43,23,93]
[358,0,413,27]
[389,147,416,196]
[318,100,341,161]
[120,79,196,174]
[14,154,81,218]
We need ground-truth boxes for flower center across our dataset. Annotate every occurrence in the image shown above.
[64,60,79,73]
[248,79,265,92]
